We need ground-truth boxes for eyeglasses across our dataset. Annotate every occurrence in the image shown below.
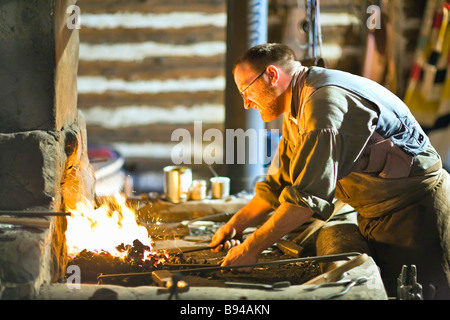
[239,69,266,99]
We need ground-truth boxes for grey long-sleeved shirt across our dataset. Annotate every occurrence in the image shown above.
[255,70,440,220]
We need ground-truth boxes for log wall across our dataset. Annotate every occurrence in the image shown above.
[75,0,425,193]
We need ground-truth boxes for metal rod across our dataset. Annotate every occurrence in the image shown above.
[180,246,212,253]
[0,210,71,217]
[97,252,361,280]
[172,244,221,254]
[162,263,214,268]
[0,217,51,229]
[182,211,238,225]
[89,157,109,163]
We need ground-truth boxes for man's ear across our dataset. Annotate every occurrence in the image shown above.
[266,65,280,85]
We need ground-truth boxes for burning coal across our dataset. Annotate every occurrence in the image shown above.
[65,193,157,259]
[65,193,172,283]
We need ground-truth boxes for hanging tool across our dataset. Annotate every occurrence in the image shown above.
[299,0,326,67]
[277,200,347,257]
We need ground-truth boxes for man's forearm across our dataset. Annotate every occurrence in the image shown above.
[243,202,314,255]
[227,194,274,233]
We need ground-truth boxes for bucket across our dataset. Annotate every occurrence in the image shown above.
[163,166,192,203]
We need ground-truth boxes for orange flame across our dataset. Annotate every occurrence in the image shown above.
[65,193,155,260]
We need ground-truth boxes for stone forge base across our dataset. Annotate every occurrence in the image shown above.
[0,216,65,299]
[0,114,95,300]
[36,256,387,300]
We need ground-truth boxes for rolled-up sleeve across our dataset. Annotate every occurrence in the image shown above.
[255,86,378,220]
[279,128,341,219]
[255,135,293,209]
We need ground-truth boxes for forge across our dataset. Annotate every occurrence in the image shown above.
[39,197,386,300]
[1,160,386,300]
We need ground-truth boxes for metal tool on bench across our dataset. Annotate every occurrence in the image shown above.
[303,254,370,299]
[154,271,190,299]
[154,253,363,295]
[0,217,52,229]
[397,265,423,300]
[322,276,371,300]
[181,210,238,226]
[144,210,238,232]
[174,252,363,275]
[0,210,70,217]
[0,210,70,229]
[225,281,291,290]
[305,276,370,291]
[303,253,368,285]
[168,273,184,300]
[277,200,348,257]
[167,244,221,255]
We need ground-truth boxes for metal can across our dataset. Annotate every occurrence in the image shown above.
[163,166,192,203]
[210,176,230,199]
[189,179,207,201]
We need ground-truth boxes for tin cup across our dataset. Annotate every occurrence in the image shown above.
[210,176,230,199]
[163,166,192,203]
[188,179,207,201]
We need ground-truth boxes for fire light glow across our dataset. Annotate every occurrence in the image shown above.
[65,193,155,260]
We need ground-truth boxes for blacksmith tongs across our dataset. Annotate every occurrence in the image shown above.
[323,276,370,299]
[305,276,370,299]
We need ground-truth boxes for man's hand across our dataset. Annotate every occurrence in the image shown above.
[209,223,242,252]
[209,195,274,252]
[213,202,315,273]
[219,242,258,273]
